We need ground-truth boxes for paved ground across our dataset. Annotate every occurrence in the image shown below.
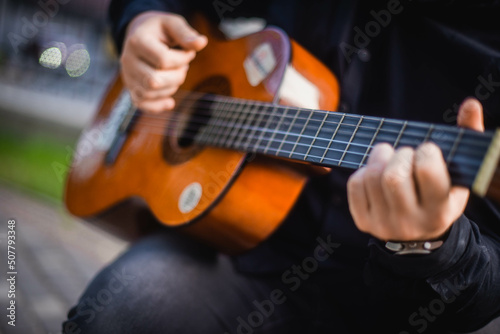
[0,183,128,334]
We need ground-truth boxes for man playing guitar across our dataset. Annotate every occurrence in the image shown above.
[63,1,500,333]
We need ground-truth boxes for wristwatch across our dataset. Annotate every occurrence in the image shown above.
[385,240,444,255]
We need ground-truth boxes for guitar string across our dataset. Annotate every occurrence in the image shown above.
[104,93,491,173]
[147,90,493,140]
[126,122,485,172]
[173,89,485,136]
[104,106,486,176]
[127,107,492,155]
[121,97,492,149]
[133,95,488,143]
[133,117,488,159]
[129,110,491,156]
[125,123,483,180]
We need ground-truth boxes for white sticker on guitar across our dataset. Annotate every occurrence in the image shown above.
[178,182,202,214]
[244,42,276,86]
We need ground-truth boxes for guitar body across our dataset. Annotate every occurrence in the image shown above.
[64,15,340,254]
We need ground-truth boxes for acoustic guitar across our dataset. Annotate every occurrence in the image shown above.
[64,15,500,254]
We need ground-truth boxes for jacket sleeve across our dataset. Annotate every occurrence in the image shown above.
[412,0,500,7]
[368,207,500,332]
[107,0,273,53]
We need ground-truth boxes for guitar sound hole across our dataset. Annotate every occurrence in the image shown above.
[162,76,231,165]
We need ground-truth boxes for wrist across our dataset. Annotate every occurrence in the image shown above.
[367,216,473,279]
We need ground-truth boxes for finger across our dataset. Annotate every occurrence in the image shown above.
[347,168,370,230]
[136,97,176,114]
[163,15,208,51]
[447,186,470,224]
[457,97,484,132]
[414,142,450,206]
[128,61,188,91]
[364,143,394,216]
[134,86,180,102]
[348,168,386,238]
[381,147,418,211]
[121,57,155,90]
[136,40,196,70]
[148,65,189,90]
[444,99,482,214]
[137,67,189,99]
[367,143,394,165]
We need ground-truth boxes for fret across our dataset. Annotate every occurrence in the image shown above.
[322,115,361,166]
[233,101,259,149]
[288,110,326,161]
[320,114,345,164]
[193,99,213,144]
[242,104,268,151]
[218,100,245,148]
[450,129,492,187]
[305,112,339,163]
[197,98,228,145]
[341,116,379,167]
[225,101,252,148]
[393,121,408,149]
[254,105,278,152]
[394,121,430,149]
[212,98,235,146]
[423,124,435,142]
[275,108,301,156]
[359,118,384,167]
[263,106,290,154]
[280,109,314,159]
[217,98,234,145]
[211,99,233,147]
[429,125,458,163]
[446,127,464,165]
[364,118,404,151]
[338,116,363,166]
[304,111,329,161]
[289,110,314,159]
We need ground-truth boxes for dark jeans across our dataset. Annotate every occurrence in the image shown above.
[62,230,500,334]
[62,231,351,334]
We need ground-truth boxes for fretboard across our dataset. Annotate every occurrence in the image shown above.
[194,95,494,188]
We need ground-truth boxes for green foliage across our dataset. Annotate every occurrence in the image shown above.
[0,129,73,202]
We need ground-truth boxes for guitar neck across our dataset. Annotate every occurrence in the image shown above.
[194,95,496,190]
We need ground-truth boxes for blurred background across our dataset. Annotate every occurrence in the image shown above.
[0,1,499,333]
[0,0,128,333]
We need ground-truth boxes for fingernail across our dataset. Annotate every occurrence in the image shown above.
[459,96,477,111]
[185,35,201,42]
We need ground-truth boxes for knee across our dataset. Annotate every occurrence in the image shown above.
[62,232,218,333]
[62,261,138,333]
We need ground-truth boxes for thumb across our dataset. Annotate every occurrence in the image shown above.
[457,97,484,132]
[449,97,485,222]
[163,16,208,51]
